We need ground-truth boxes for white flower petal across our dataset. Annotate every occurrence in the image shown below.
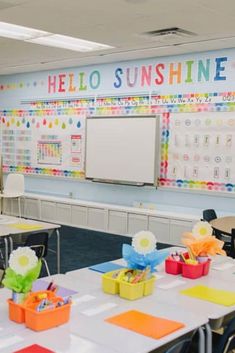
[132,231,157,255]
[192,221,213,238]
[9,247,38,276]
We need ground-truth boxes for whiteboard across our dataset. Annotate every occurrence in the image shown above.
[85,116,159,185]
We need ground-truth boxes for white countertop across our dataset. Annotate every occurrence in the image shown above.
[25,192,201,221]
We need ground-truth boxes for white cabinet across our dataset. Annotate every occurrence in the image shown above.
[127,213,148,236]
[2,199,16,215]
[41,201,57,222]
[23,197,40,220]
[169,219,193,245]
[56,203,71,224]
[108,210,127,235]
[148,216,170,243]
[71,205,87,227]
[3,194,198,244]
[87,207,106,231]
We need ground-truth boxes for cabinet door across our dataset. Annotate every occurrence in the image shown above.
[108,210,127,235]
[24,198,40,220]
[56,203,71,225]
[71,205,87,227]
[87,207,106,231]
[2,199,14,215]
[41,201,57,222]
[170,219,193,245]
[127,213,148,236]
[148,216,170,244]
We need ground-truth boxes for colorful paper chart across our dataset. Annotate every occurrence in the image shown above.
[180,285,235,306]
[89,262,124,273]
[105,310,185,339]
[9,224,43,231]
[13,344,55,353]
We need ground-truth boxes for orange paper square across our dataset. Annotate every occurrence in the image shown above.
[105,310,185,339]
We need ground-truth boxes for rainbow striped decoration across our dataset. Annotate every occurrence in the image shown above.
[158,178,235,192]
[2,165,85,179]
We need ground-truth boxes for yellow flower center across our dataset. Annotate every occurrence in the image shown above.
[140,238,149,248]
[199,227,207,236]
[18,255,29,267]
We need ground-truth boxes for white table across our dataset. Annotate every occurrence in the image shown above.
[0,322,117,353]
[64,268,208,353]
[0,215,61,273]
[66,251,235,353]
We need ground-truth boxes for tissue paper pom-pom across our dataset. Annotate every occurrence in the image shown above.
[132,231,157,255]
[192,221,213,238]
[9,247,38,276]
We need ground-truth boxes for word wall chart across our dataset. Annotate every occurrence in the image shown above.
[0,113,85,178]
[164,111,235,192]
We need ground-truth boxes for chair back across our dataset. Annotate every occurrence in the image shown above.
[4,174,24,195]
[202,209,217,223]
[214,316,235,353]
[164,338,191,353]
[25,232,49,258]
[230,229,235,258]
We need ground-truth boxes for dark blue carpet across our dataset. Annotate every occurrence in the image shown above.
[46,226,170,275]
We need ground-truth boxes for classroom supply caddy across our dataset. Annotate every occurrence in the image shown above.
[102,269,156,300]
[165,253,211,279]
[7,290,71,331]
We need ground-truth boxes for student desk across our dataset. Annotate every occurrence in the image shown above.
[66,251,235,353]
[0,278,207,353]
[0,216,61,273]
[64,270,208,353]
[69,294,207,353]
[210,216,235,236]
[0,294,116,353]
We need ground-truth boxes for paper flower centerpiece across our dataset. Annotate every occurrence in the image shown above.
[3,247,42,294]
[182,221,226,257]
[122,231,169,272]
[192,221,213,237]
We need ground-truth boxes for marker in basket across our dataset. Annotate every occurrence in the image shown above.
[46,281,54,290]
[50,284,58,293]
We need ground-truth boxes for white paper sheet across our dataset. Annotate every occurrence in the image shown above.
[81,303,117,316]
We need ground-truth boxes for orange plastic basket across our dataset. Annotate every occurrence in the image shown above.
[8,299,25,324]
[8,290,71,331]
[24,301,71,331]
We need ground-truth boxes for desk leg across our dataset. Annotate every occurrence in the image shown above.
[205,323,212,353]
[56,229,60,274]
[198,326,205,353]
[8,236,13,254]
[4,237,8,268]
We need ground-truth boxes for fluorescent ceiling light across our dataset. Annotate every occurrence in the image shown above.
[0,21,113,52]
[26,34,113,52]
[0,21,49,40]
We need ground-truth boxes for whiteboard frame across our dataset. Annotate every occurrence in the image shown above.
[85,115,160,186]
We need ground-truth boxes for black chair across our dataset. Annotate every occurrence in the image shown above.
[230,229,235,259]
[203,209,217,223]
[164,338,191,353]
[213,316,235,353]
[24,232,50,276]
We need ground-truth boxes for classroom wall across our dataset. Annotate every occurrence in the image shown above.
[1,48,235,215]
[25,174,235,215]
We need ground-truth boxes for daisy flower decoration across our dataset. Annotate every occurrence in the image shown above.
[3,247,42,295]
[9,247,38,276]
[192,221,213,238]
[132,231,157,255]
